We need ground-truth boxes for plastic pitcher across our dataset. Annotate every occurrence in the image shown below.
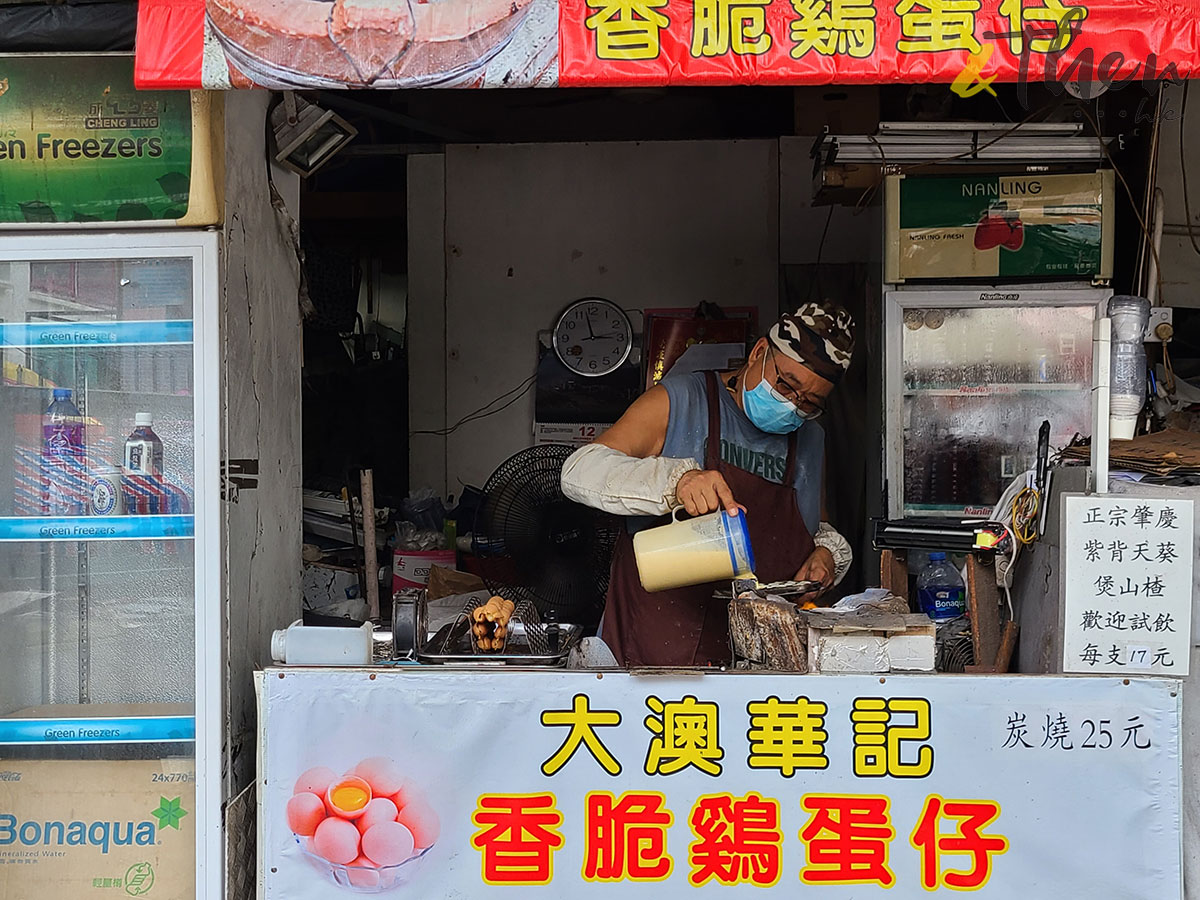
[633,508,756,592]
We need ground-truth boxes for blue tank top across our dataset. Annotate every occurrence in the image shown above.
[660,370,824,533]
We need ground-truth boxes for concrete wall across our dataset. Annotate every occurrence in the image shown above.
[1151,84,1200,900]
[409,140,781,492]
[779,136,872,266]
[1154,82,1200,308]
[408,154,449,495]
[221,91,303,799]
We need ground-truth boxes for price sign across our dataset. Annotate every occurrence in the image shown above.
[1063,495,1193,676]
[533,422,609,448]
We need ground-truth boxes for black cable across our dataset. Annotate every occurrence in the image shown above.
[809,205,835,301]
[413,375,535,437]
[1179,82,1200,257]
[1078,103,1162,297]
[854,135,889,213]
[411,373,537,437]
[991,88,1015,124]
[853,104,1055,212]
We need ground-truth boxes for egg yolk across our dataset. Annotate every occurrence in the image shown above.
[330,783,370,812]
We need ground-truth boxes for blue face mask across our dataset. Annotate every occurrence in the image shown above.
[742,351,807,434]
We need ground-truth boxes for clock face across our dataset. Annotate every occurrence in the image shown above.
[554,299,633,377]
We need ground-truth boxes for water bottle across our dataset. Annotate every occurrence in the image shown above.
[1107,295,1150,440]
[124,413,165,478]
[916,552,967,621]
[41,388,87,515]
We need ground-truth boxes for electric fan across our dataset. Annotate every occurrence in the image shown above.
[473,445,621,631]
[935,617,975,673]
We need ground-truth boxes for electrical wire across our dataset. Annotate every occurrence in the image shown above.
[411,373,537,437]
[1180,81,1200,257]
[809,205,836,301]
[990,469,1045,614]
[1162,339,1177,393]
[853,135,890,213]
[1011,486,1041,545]
[1003,543,1017,620]
[1078,103,1164,300]
[1134,84,1164,291]
[897,113,1048,168]
[853,104,1061,211]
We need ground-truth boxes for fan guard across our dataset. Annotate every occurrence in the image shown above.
[473,444,620,630]
[935,617,975,673]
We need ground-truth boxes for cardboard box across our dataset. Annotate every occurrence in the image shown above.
[0,757,195,898]
[392,550,456,593]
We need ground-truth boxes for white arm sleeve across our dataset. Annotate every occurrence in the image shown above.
[814,521,853,585]
[561,443,700,517]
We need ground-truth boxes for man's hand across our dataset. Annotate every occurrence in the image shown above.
[794,546,836,603]
[675,469,742,517]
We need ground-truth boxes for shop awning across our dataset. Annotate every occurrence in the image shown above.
[134,0,1200,90]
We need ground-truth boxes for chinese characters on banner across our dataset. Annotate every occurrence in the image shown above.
[263,670,1182,899]
[1063,495,1193,676]
[558,0,1200,86]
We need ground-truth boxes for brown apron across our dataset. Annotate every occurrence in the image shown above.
[603,371,817,667]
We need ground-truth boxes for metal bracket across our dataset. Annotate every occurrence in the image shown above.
[283,90,299,126]
[222,458,260,502]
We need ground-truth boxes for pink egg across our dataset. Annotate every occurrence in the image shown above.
[352,757,405,798]
[389,778,426,811]
[355,798,399,835]
[294,766,337,797]
[397,799,440,849]
[313,817,361,865]
[362,822,416,867]
[286,792,326,836]
[347,856,381,889]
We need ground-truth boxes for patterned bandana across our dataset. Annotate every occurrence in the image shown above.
[768,301,855,385]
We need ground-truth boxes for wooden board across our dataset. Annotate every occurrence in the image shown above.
[729,594,808,672]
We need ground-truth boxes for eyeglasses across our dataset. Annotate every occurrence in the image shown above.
[767,347,827,420]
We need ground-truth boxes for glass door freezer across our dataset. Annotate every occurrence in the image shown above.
[0,232,220,900]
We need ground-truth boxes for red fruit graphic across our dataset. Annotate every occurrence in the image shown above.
[1002,216,1025,251]
[974,214,1007,251]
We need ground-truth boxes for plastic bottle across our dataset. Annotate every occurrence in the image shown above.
[42,388,87,515]
[1107,295,1150,440]
[916,552,967,621]
[124,413,165,478]
[270,621,374,666]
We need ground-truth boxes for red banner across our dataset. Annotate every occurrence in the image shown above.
[558,0,1200,87]
[134,0,205,89]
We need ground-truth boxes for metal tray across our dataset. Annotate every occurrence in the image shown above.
[715,579,823,600]
[417,620,581,666]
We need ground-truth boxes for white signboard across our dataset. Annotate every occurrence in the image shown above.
[1063,494,1194,676]
[260,669,1181,899]
[534,422,610,447]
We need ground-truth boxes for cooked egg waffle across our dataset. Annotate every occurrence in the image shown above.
[416,596,577,665]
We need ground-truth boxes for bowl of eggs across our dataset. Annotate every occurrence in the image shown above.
[287,757,441,893]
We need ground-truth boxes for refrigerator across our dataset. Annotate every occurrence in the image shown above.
[0,232,220,900]
[884,288,1110,519]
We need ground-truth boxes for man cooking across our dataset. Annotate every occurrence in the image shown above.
[561,301,855,667]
